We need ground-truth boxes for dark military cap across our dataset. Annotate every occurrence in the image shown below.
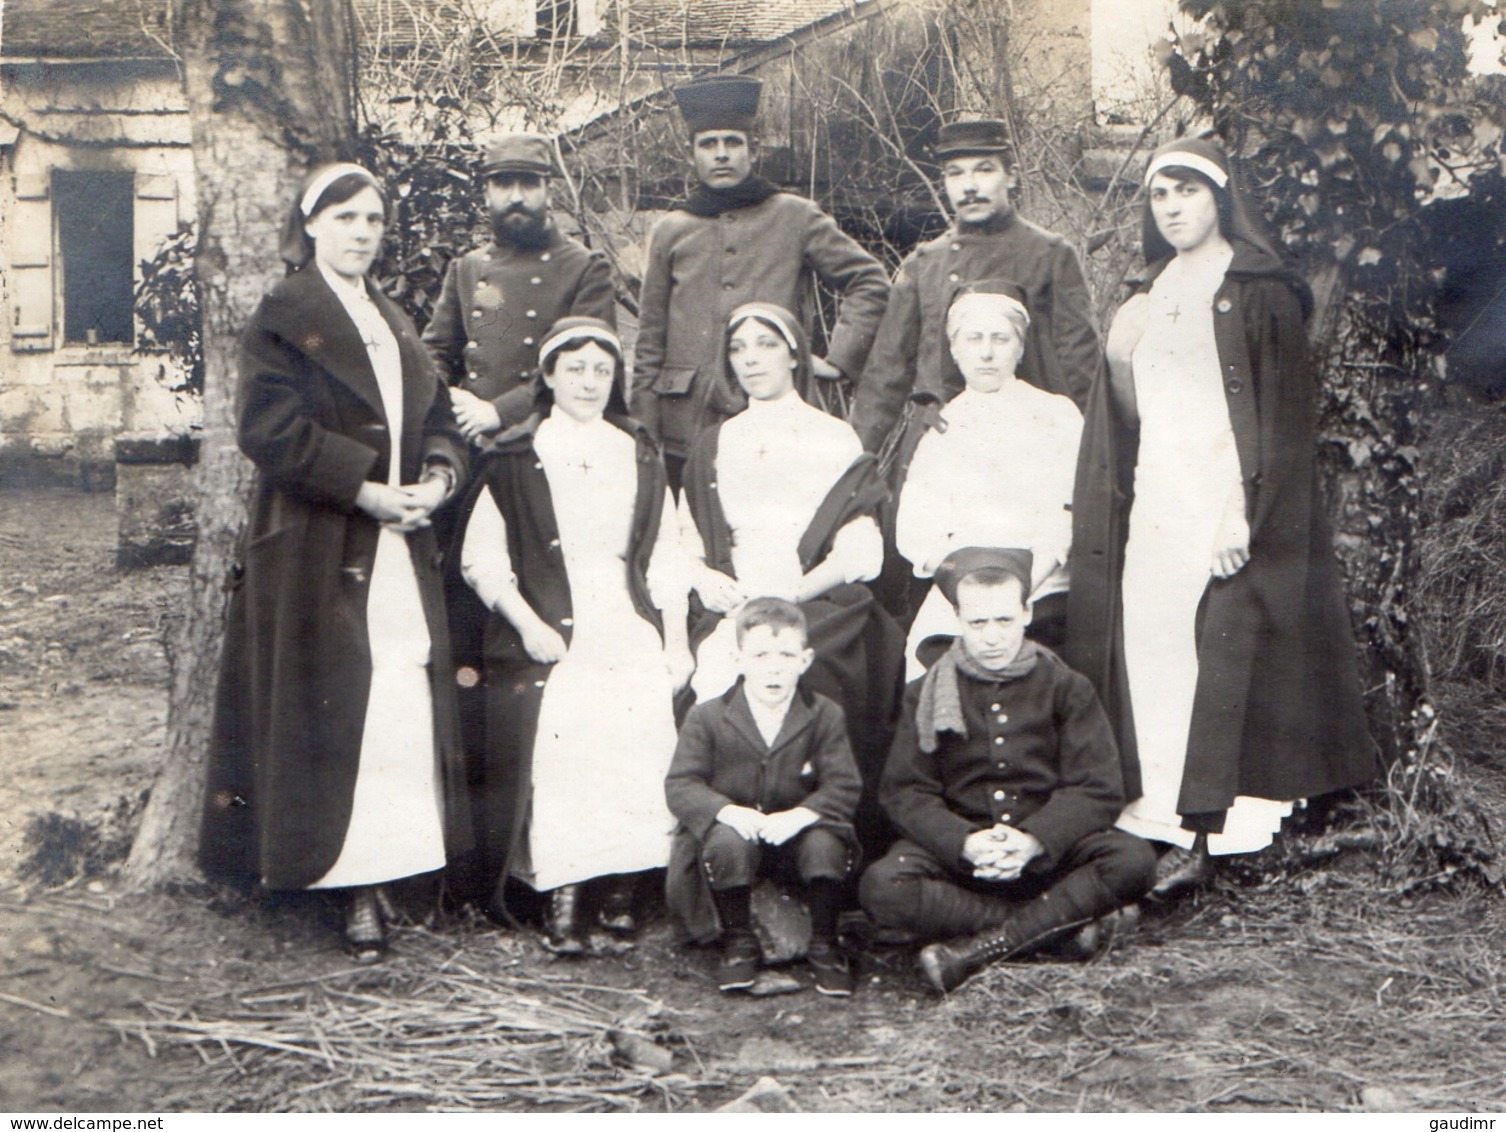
[674,74,763,135]
[477,132,555,178]
[934,118,1014,161]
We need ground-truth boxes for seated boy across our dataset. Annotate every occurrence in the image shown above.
[665,597,862,997]
[859,547,1156,993]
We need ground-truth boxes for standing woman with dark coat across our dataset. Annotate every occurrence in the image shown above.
[199,164,470,962]
[1067,137,1376,897]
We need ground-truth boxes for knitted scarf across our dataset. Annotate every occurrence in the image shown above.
[916,637,1039,754]
[682,175,780,218]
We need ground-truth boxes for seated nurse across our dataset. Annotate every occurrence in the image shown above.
[681,302,905,852]
[894,281,1083,678]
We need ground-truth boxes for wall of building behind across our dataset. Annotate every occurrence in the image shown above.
[1,61,199,492]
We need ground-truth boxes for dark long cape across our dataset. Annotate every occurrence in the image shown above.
[1065,245,1377,816]
[199,267,470,890]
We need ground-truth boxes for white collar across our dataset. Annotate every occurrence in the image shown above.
[541,409,608,435]
[315,258,372,304]
[745,388,807,414]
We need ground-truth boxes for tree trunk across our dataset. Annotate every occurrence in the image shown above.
[126,0,358,888]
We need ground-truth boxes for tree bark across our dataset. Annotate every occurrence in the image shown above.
[126,0,358,888]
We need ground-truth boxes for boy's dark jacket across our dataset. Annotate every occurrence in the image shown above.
[665,680,860,943]
[880,647,1125,876]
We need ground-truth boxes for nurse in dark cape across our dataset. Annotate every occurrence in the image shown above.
[199,163,470,962]
[1067,136,1377,897]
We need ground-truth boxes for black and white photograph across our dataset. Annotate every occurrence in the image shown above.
[1,0,1504,1116]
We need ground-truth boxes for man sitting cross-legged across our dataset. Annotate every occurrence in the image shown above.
[858,547,1155,993]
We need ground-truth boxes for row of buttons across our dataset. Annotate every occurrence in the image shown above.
[990,700,1012,819]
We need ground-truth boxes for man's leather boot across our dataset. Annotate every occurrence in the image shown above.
[918,867,1117,993]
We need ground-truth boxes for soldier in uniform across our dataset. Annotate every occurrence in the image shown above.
[849,119,1102,454]
[631,74,889,491]
[424,132,616,443]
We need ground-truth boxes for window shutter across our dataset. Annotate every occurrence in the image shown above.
[11,174,53,351]
[133,172,181,340]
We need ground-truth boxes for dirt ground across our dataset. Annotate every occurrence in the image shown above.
[1,486,1503,1113]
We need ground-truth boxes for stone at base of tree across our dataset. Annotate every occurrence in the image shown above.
[114,456,198,569]
[751,879,811,962]
[715,1076,801,1113]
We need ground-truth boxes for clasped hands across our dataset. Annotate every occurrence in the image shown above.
[716,804,819,846]
[962,824,1043,882]
[355,478,447,533]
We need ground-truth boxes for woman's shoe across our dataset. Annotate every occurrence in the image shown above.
[544,885,586,955]
[596,876,638,936]
[343,886,387,964]
[1149,841,1213,901]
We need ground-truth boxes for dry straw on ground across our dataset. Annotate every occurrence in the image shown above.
[101,925,701,1111]
[93,867,1505,1113]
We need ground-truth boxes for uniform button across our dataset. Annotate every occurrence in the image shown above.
[996,713,1008,723]
[467,340,478,350]
[948,273,959,282]
[723,282,735,289]
[534,462,544,470]
[994,736,1005,746]
[523,337,534,346]
[540,252,551,262]
[467,372,478,382]
[1000,813,1012,823]
[560,617,573,627]
[526,309,537,318]
[1227,380,1243,393]
[519,370,530,377]
[990,703,1001,712]
[1217,298,1232,313]
[950,242,961,251]
[534,679,546,687]
[530,276,542,285]
[548,537,561,547]
[993,789,1006,800]
[471,309,482,319]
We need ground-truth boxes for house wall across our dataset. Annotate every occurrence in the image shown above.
[1,61,199,490]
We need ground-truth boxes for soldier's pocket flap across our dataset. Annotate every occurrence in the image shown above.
[654,364,698,397]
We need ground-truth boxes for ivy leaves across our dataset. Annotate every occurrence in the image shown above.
[1170,0,1506,280]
